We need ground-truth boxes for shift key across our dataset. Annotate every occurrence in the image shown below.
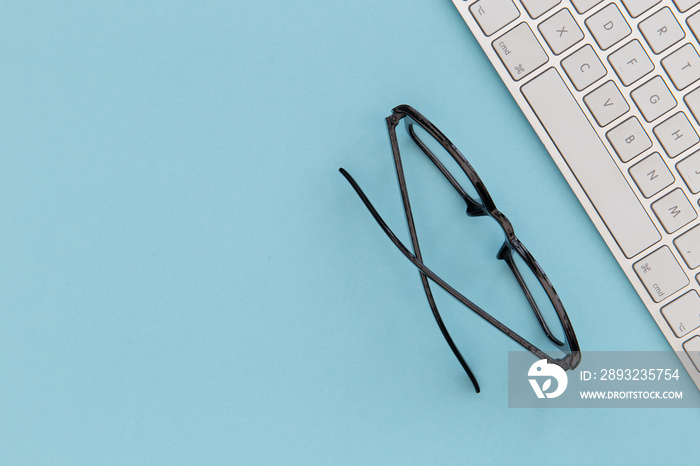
[492,23,549,81]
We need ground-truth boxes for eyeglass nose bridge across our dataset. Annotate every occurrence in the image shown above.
[465,200,488,217]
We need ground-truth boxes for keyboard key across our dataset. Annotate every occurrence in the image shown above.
[585,4,632,50]
[571,0,602,14]
[684,87,700,125]
[621,0,661,18]
[653,112,700,158]
[676,150,700,193]
[639,7,685,54]
[683,336,700,372]
[492,23,549,80]
[584,80,629,126]
[675,0,700,13]
[651,188,697,233]
[520,0,561,19]
[631,76,677,122]
[675,225,700,269]
[538,9,584,55]
[688,11,700,44]
[470,0,521,36]
[561,45,607,91]
[608,40,654,86]
[662,291,700,337]
[629,153,674,198]
[521,69,660,258]
[661,43,700,91]
[607,117,652,162]
[634,246,689,302]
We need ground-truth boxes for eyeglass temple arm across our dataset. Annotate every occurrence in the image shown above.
[338,167,480,392]
[418,273,481,392]
[388,125,484,392]
[338,168,565,367]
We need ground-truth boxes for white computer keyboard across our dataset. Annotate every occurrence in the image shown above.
[453,0,700,389]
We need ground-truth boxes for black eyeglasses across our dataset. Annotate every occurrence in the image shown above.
[339,105,580,393]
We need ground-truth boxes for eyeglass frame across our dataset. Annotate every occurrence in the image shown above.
[339,104,581,393]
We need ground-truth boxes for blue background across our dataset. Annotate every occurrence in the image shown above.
[1,0,697,464]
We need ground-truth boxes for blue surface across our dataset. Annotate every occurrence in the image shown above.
[1,1,697,464]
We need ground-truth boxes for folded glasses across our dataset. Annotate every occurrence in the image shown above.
[340,105,581,393]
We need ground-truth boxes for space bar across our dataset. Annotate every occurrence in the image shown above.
[521,68,660,258]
